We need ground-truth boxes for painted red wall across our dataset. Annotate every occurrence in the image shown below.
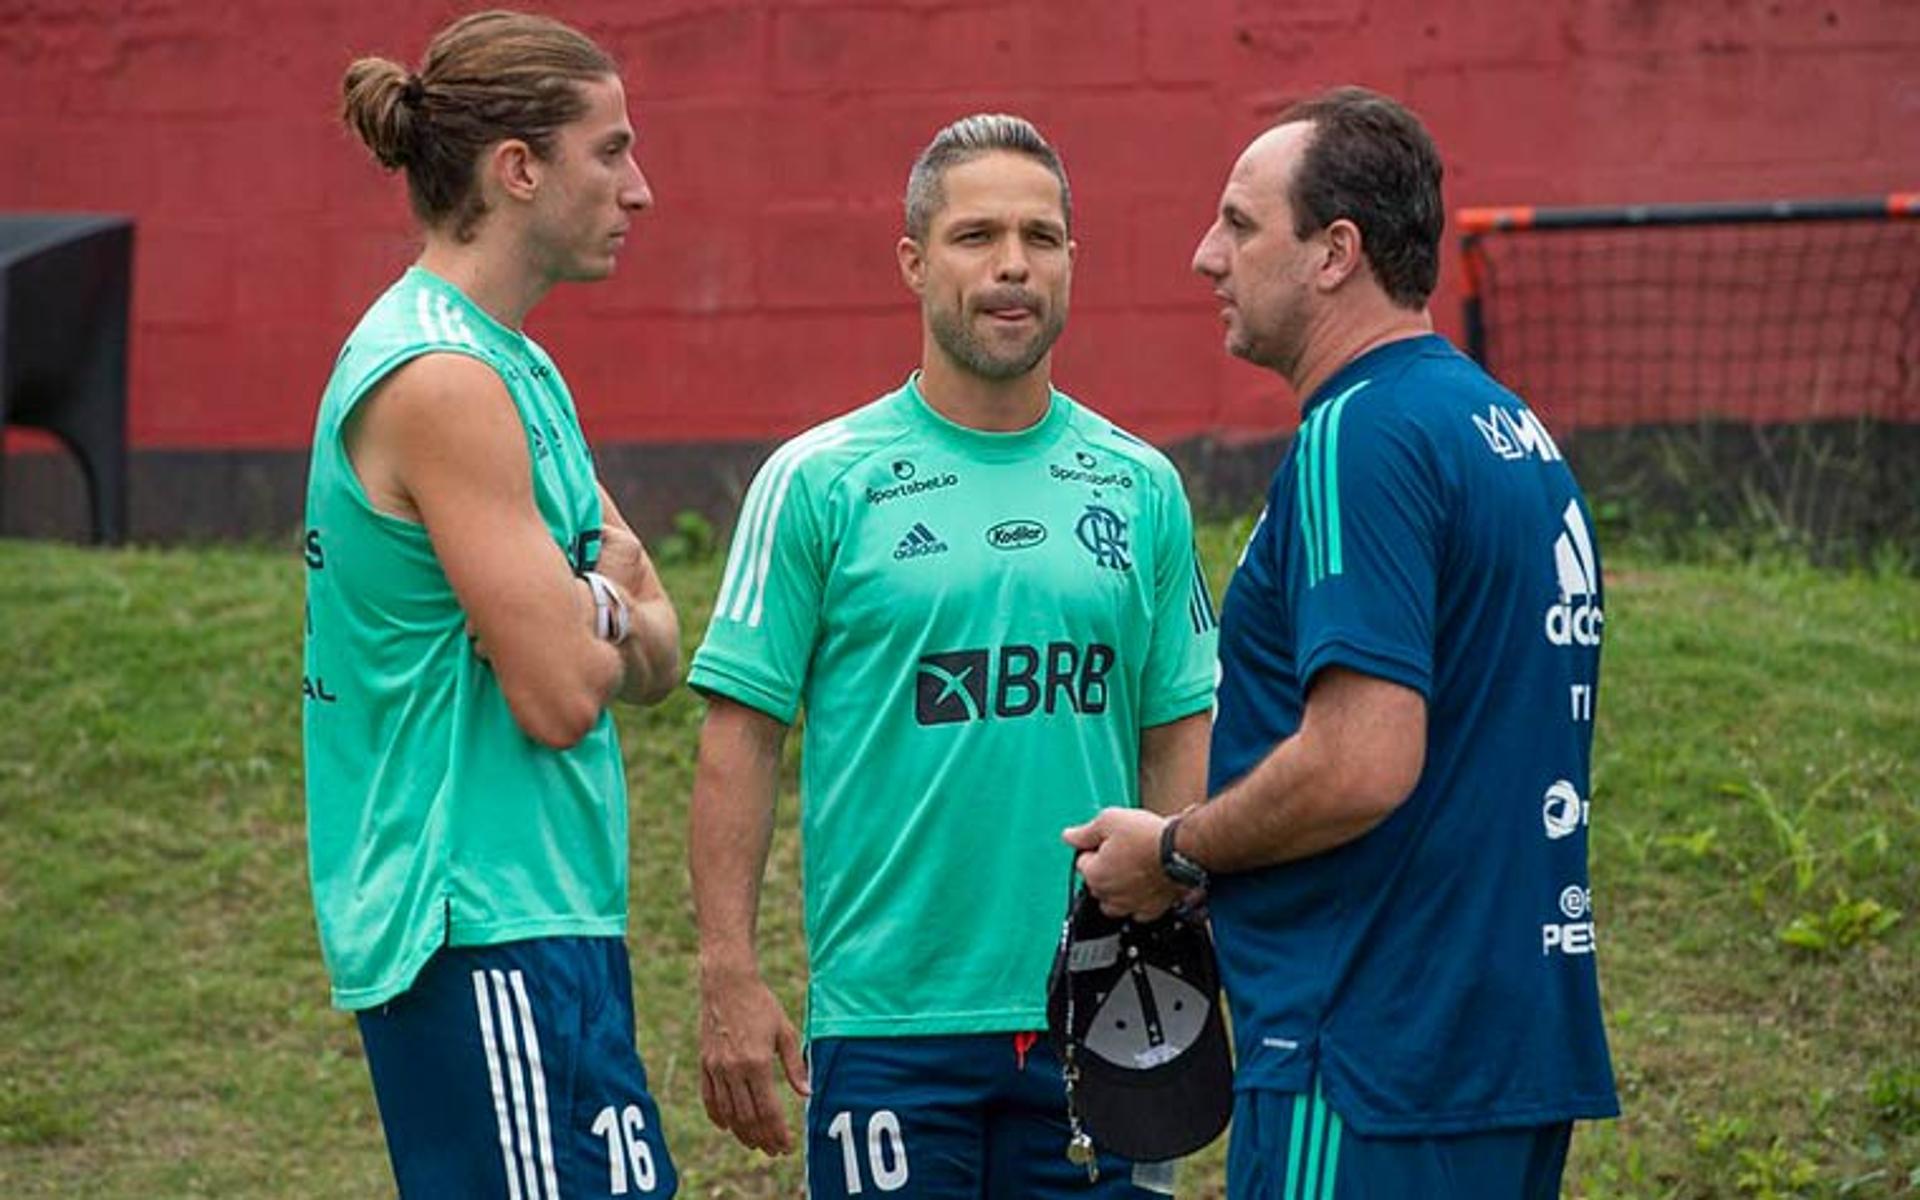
[5,0,1916,451]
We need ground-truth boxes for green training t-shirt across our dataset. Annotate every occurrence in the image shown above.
[303,266,627,1010]
[690,376,1218,1038]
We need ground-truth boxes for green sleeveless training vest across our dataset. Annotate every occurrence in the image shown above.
[302,266,627,1010]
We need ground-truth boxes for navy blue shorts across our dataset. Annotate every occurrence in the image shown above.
[806,1032,1178,1198]
[355,936,678,1199]
[1226,1080,1571,1200]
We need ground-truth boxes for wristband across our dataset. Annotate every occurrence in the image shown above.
[581,571,631,645]
[1159,811,1209,890]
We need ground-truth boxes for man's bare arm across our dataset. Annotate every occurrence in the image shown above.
[688,696,809,1156]
[1182,667,1425,871]
[1067,668,1424,918]
[347,353,621,748]
[1139,711,1210,816]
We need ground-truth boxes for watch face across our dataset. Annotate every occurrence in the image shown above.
[1166,855,1206,888]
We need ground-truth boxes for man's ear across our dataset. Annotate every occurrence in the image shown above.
[897,235,927,294]
[1318,218,1364,292]
[489,139,541,204]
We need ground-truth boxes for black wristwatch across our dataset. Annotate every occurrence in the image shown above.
[1159,812,1209,890]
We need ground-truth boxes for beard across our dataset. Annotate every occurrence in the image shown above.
[926,293,1067,382]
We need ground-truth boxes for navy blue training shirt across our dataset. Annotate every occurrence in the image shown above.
[1208,334,1620,1136]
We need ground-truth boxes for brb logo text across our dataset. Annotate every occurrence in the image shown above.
[915,643,1115,725]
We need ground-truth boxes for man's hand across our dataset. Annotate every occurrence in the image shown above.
[1062,807,1186,921]
[698,964,810,1156]
[596,522,653,598]
[590,492,681,706]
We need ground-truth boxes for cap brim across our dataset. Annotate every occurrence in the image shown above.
[1073,1004,1233,1162]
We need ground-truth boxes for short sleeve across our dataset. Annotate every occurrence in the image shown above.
[688,442,834,724]
[1139,461,1220,727]
[1290,390,1442,698]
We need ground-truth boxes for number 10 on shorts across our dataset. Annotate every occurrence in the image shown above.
[828,1109,910,1193]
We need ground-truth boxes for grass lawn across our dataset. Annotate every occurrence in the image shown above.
[1,527,1914,1197]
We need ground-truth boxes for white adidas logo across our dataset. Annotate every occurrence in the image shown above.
[892,521,949,561]
[1544,499,1603,647]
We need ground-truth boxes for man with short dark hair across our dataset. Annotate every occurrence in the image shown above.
[1068,86,1618,1198]
[688,113,1217,1197]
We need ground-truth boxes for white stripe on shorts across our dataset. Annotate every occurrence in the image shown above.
[509,969,562,1200]
[490,969,545,1199]
[472,970,526,1200]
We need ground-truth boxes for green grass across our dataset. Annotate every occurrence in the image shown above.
[1,529,1915,1198]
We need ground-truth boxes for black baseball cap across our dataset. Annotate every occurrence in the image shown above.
[1046,884,1234,1163]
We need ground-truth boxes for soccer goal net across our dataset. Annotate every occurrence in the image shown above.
[1459,195,1920,561]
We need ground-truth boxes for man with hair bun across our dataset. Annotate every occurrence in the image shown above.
[687,112,1217,1197]
[304,10,680,1196]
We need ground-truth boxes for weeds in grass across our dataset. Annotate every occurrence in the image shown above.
[1868,1066,1920,1135]
[1732,763,1855,897]
[1656,825,1721,862]
[1711,759,1906,959]
[1779,895,1903,954]
[1734,1139,1823,1198]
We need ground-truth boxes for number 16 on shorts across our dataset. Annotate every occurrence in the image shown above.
[592,1103,660,1195]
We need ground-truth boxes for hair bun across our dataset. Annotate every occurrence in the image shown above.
[341,56,419,171]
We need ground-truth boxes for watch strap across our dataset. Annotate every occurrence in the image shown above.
[1159,812,1208,890]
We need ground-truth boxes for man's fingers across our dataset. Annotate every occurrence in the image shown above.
[702,1060,742,1133]
[1074,848,1105,892]
[731,1064,789,1155]
[699,1038,755,1143]
[1061,817,1105,849]
[700,1066,734,1132]
[698,984,801,1153]
[718,1068,769,1150]
[745,1074,794,1155]
[716,1054,793,1156]
[777,1022,811,1096]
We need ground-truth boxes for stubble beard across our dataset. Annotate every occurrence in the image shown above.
[564,236,620,284]
[928,300,1066,382]
[1231,297,1308,380]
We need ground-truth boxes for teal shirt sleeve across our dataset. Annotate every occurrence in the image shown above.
[1139,459,1219,727]
[689,444,832,724]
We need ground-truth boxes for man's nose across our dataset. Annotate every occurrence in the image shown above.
[994,236,1030,282]
[622,157,654,211]
[1192,223,1226,280]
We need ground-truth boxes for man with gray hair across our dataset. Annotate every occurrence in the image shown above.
[686,113,1218,1196]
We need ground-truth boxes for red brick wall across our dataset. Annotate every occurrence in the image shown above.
[5,0,1916,450]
